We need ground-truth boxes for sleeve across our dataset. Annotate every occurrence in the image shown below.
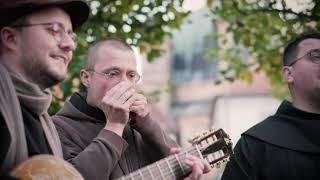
[131,114,179,158]
[221,136,261,180]
[54,119,128,180]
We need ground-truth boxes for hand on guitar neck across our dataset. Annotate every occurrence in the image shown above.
[117,128,233,180]
[170,147,211,180]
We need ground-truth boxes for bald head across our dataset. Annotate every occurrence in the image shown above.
[84,38,133,70]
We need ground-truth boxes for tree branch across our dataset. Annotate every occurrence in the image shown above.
[230,0,320,21]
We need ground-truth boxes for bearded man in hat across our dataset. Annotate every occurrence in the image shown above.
[0,0,89,176]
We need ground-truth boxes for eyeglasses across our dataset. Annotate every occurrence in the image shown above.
[11,22,77,49]
[288,49,320,66]
[87,69,141,83]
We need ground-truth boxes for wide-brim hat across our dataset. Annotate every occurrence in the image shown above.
[0,0,90,30]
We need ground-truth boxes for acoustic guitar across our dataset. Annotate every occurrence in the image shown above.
[117,128,233,180]
[10,128,232,180]
[10,154,84,180]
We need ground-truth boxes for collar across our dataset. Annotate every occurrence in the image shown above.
[70,92,106,122]
[244,100,320,153]
[277,100,320,120]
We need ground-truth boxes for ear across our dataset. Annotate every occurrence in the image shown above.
[80,69,91,88]
[0,27,19,51]
[282,66,294,84]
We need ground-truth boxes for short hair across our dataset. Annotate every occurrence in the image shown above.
[283,32,320,66]
[84,38,133,70]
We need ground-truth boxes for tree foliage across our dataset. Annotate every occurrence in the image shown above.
[49,0,189,114]
[207,0,320,98]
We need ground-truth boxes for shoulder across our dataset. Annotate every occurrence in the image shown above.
[221,135,268,180]
[234,134,267,160]
[52,115,76,141]
[52,114,70,129]
[233,134,278,168]
[243,116,275,136]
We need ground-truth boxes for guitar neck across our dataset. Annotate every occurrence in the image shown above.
[118,146,202,180]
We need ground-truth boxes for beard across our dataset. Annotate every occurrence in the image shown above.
[22,55,67,89]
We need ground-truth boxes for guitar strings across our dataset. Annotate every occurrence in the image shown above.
[119,133,228,180]
[127,147,200,180]
[142,148,226,180]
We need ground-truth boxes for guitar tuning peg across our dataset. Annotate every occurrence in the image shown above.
[201,131,208,136]
[189,134,201,144]
[191,129,211,143]
[197,131,206,137]
[224,138,232,145]
[215,161,222,168]
[222,158,229,163]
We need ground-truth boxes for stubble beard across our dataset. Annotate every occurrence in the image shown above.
[23,56,67,89]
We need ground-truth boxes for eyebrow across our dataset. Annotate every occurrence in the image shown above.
[101,67,137,73]
[51,21,73,33]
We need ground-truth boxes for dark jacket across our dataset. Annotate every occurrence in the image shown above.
[221,100,320,180]
[53,92,178,180]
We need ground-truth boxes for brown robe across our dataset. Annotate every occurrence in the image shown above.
[53,92,178,180]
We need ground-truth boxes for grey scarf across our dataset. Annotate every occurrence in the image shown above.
[0,62,62,173]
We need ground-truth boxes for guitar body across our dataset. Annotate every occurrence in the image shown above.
[10,155,84,180]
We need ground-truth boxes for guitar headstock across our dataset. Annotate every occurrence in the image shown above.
[190,128,233,168]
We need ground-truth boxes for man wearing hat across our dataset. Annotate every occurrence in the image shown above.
[0,0,89,176]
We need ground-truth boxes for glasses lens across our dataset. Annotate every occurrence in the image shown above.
[309,49,320,64]
[54,23,77,48]
[70,33,77,48]
[133,73,140,83]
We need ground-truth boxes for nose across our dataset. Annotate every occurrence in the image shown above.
[59,34,76,52]
[119,73,133,84]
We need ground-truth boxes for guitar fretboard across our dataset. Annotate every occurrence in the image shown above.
[118,146,202,180]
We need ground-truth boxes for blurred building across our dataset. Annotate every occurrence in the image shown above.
[139,6,281,180]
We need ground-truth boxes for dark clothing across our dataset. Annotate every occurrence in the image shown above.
[0,105,52,178]
[53,92,178,180]
[0,115,11,166]
[221,100,320,180]
[22,105,52,156]
[0,62,62,175]
[0,101,53,160]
